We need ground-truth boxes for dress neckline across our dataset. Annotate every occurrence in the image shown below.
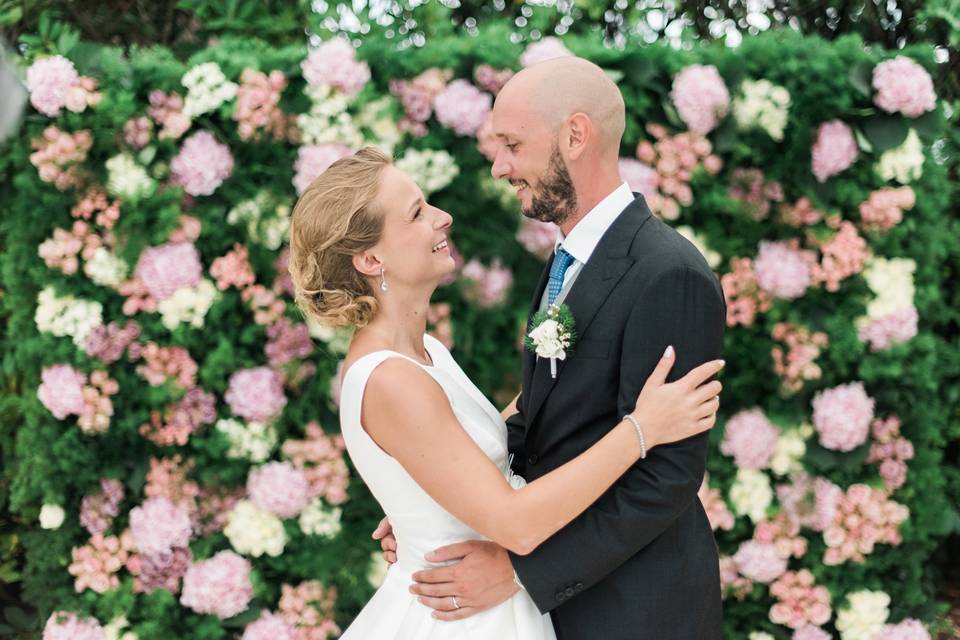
[340,334,438,388]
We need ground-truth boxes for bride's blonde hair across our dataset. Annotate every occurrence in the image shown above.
[288,147,392,329]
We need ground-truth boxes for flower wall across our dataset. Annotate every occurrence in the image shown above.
[2,25,956,640]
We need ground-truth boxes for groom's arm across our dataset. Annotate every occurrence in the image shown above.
[510,264,725,613]
[505,394,527,477]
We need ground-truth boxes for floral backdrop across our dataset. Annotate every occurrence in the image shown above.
[1,22,957,640]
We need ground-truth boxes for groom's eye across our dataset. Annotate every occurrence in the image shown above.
[506,143,519,152]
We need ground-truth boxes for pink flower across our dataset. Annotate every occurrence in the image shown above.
[265,318,314,367]
[793,625,832,640]
[293,143,351,195]
[29,126,92,190]
[859,186,915,233]
[80,479,124,536]
[248,461,311,518]
[728,168,784,221]
[42,611,104,640]
[771,322,829,395]
[301,39,370,96]
[733,540,787,583]
[27,55,80,117]
[769,569,832,629]
[720,408,780,469]
[519,37,573,67]
[822,483,909,565]
[234,68,289,141]
[38,364,86,419]
[812,381,875,452]
[811,119,859,182]
[210,243,256,291]
[474,65,514,95]
[698,474,734,531]
[754,240,814,300]
[123,116,153,149]
[85,321,141,364]
[873,56,937,118]
[619,158,660,200]
[279,580,341,638]
[68,532,133,594]
[180,550,254,619]
[129,546,192,594]
[670,65,730,134]
[874,619,932,640]
[282,422,350,504]
[148,90,191,140]
[859,306,919,352]
[134,242,203,301]
[719,555,754,600]
[516,217,557,261]
[810,221,868,292]
[461,258,513,308]
[226,367,287,422]
[129,497,193,555]
[171,131,234,196]
[433,80,492,136]
[242,610,297,640]
[721,257,773,327]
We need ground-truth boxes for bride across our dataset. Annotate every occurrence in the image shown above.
[287,147,724,639]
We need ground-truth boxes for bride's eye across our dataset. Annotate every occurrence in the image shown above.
[412,207,422,220]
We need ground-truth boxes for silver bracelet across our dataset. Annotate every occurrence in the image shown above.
[623,414,647,459]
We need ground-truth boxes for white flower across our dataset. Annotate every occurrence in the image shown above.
[306,317,353,354]
[367,549,389,588]
[226,193,290,249]
[215,418,278,463]
[35,286,103,348]
[357,97,402,155]
[770,426,808,476]
[836,590,890,640]
[84,247,129,288]
[395,149,459,195]
[182,62,238,118]
[729,468,773,523]
[39,503,66,529]
[860,257,916,320]
[103,616,137,640]
[876,129,924,183]
[297,84,363,147]
[224,500,287,557]
[157,279,219,330]
[298,498,343,538]
[733,79,791,141]
[528,319,567,359]
[676,225,721,269]
[748,633,776,640]
[105,153,155,200]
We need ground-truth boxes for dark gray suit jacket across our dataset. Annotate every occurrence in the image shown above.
[507,195,725,640]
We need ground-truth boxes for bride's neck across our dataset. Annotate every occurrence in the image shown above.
[358,287,433,361]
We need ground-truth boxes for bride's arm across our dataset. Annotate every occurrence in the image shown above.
[499,392,519,422]
[361,352,722,556]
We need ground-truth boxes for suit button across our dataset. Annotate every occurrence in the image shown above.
[564,587,575,597]
[555,592,565,602]
[575,582,584,592]
[527,454,539,465]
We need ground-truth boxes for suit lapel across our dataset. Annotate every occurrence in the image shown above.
[523,196,652,431]
[520,254,553,414]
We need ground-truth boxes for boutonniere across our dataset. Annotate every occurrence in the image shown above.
[524,304,577,379]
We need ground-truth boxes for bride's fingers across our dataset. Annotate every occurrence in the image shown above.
[691,379,722,405]
[696,396,720,420]
[697,414,717,431]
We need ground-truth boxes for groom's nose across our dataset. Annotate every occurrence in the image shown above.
[491,150,511,179]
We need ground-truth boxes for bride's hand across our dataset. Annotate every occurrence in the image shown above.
[628,346,725,450]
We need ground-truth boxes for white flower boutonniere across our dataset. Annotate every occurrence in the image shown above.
[524,304,577,378]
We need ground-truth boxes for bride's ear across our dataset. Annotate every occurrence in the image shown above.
[352,251,382,278]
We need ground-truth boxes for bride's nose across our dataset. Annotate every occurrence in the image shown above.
[434,208,453,230]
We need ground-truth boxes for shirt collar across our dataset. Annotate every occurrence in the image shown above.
[555,182,634,264]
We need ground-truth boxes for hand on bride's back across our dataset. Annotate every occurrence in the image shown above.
[629,346,725,451]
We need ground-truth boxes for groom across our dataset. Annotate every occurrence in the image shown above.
[380,56,726,639]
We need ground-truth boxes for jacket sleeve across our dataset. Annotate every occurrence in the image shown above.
[505,393,527,477]
[509,264,725,613]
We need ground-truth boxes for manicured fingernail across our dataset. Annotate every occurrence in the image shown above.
[718,360,725,367]
[663,345,674,358]
[425,551,436,561]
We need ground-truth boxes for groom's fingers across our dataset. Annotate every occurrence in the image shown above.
[412,565,456,583]
[425,540,476,563]
[410,581,456,597]
[431,603,478,621]
[415,595,464,612]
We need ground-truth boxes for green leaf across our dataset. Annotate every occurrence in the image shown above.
[0,6,22,26]
[712,117,737,154]
[861,115,909,153]
[221,606,261,628]
[912,105,944,137]
[2,606,33,631]
[848,60,873,98]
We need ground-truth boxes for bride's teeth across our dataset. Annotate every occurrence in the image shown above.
[432,240,448,253]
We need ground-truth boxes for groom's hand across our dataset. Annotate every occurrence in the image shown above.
[410,540,518,621]
[372,516,397,565]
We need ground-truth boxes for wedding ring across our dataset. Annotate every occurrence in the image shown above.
[451,595,461,609]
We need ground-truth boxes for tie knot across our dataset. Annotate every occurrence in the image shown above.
[547,247,575,306]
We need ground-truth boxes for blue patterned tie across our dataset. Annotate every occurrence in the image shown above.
[547,247,575,306]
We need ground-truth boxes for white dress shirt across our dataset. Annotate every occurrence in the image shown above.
[539,182,635,310]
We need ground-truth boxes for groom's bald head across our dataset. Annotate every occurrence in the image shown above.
[495,56,626,154]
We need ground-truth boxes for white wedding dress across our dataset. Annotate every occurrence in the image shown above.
[338,333,557,640]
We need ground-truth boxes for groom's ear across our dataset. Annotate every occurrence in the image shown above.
[352,251,382,278]
[563,112,592,160]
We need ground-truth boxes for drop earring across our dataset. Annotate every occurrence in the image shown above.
[379,267,388,292]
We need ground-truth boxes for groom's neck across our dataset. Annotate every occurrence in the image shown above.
[559,170,623,236]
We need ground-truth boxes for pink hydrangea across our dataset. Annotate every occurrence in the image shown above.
[128,545,192,594]
[811,119,859,182]
[247,461,311,518]
[519,36,573,67]
[68,531,133,594]
[733,540,787,583]
[301,38,370,96]
[670,64,730,134]
[721,257,773,327]
[720,408,780,469]
[873,56,936,118]
[516,217,557,261]
[822,483,909,565]
[42,611,105,640]
[171,131,234,196]
[776,473,841,532]
[812,381,875,451]
[210,243,256,291]
[473,65,514,95]
[27,55,79,117]
[226,367,287,422]
[769,569,832,630]
[728,168,784,221]
[148,90,191,140]
[719,555,753,601]
[293,143,351,194]
[242,610,297,640]
[282,422,350,504]
[29,126,93,190]
[874,619,931,640]
[433,80,492,137]
[37,364,86,419]
[129,497,193,555]
[698,473,734,531]
[123,116,153,149]
[859,186,915,233]
[134,242,203,301]
[180,550,254,619]
[265,318,314,367]
[810,221,869,292]
[279,580,341,638]
[753,240,814,300]
[859,306,919,352]
[793,625,832,640]
[461,258,513,308]
[234,68,290,141]
[771,322,829,395]
[619,158,660,200]
[80,478,124,537]
[867,416,915,492]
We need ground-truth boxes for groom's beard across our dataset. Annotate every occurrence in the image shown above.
[521,146,578,226]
